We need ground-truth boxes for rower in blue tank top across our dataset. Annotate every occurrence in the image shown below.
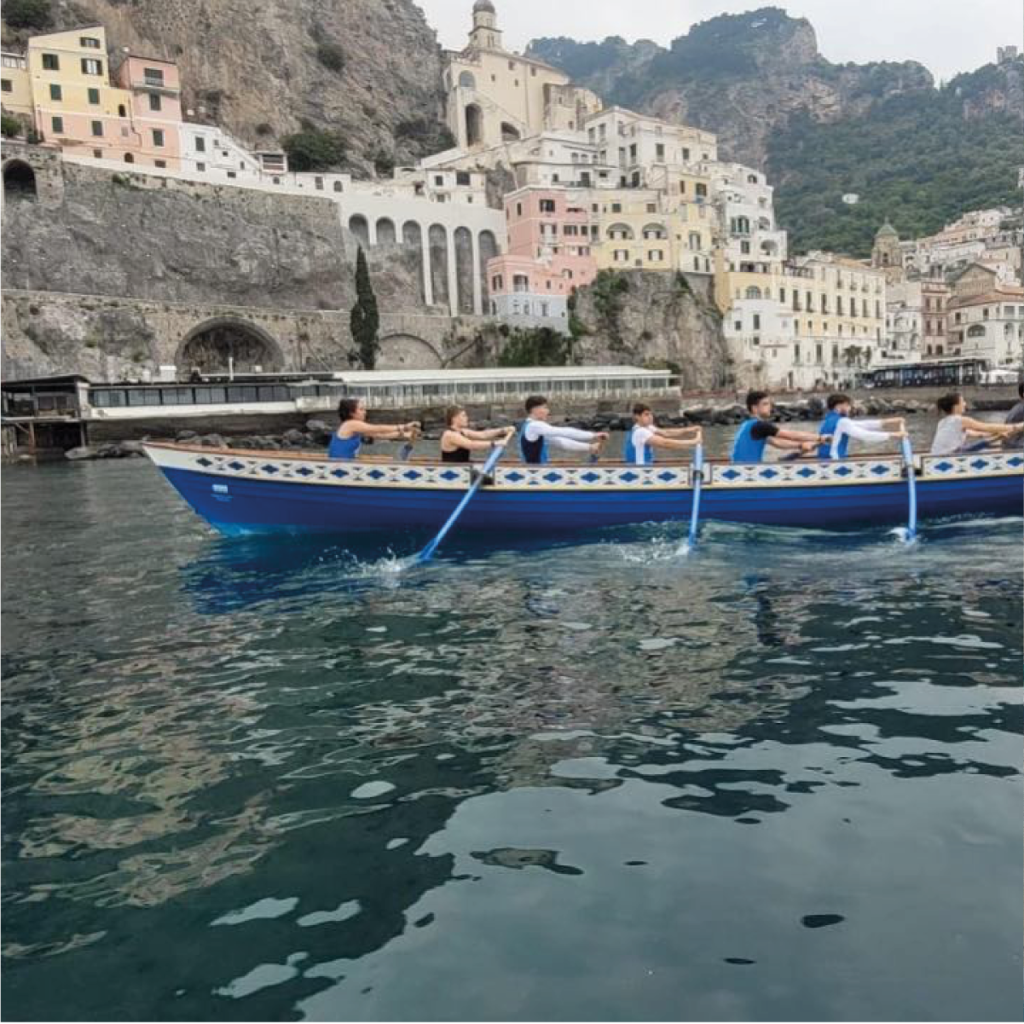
[329,397,420,459]
[518,395,609,464]
[816,393,906,459]
[731,390,831,463]
[623,403,701,464]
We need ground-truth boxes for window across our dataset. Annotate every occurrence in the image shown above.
[152,128,165,147]
[148,93,162,111]
[515,202,523,216]
[648,250,663,261]
[0,79,10,92]
[81,58,103,76]
[49,83,62,101]
[194,136,206,152]
[434,175,443,186]
[92,148,102,158]
[90,120,103,137]
[656,143,665,159]
[695,183,707,198]
[753,314,761,329]
[155,159,166,168]
[196,161,206,172]
[611,202,621,213]
[42,54,59,71]
[227,170,236,179]
[80,36,101,48]
[333,181,342,192]
[87,87,100,104]
[118,104,126,117]
[50,115,64,134]
[143,67,164,85]
[539,199,556,213]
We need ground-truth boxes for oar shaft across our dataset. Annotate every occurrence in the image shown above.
[417,443,505,562]
[687,444,704,547]
[900,437,917,540]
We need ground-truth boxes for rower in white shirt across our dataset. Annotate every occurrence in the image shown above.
[817,393,906,459]
[625,403,702,464]
[518,395,609,464]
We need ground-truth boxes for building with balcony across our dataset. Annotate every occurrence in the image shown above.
[486,186,597,327]
[948,287,1024,366]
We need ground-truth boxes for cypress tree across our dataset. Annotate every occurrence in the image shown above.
[350,246,380,370]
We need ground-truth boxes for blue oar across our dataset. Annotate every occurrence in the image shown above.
[416,443,506,563]
[686,443,705,548]
[899,436,917,542]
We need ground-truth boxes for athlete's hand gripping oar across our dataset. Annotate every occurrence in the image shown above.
[899,434,918,543]
[416,438,507,563]
[686,439,705,549]
[395,422,421,462]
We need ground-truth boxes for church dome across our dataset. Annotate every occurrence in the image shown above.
[473,0,496,11]
[875,220,898,238]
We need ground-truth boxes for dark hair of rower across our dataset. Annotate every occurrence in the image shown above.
[444,405,464,428]
[337,397,361,421]
[827,393,851,410]
[745,389,769,412]
[936,392,962,415]
[632,402,652,417]
[525,395,548,413]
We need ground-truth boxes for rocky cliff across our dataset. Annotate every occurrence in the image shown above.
[570,271,732,391]
[1,0,449,174]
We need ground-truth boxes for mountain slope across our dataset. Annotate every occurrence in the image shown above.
[528,8,1024,256]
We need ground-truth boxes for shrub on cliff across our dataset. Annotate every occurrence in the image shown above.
[4,0,50,29]
[281,127,345,171]
[498,327,572,367]
[1,113,23,138]
[316,42,346,74]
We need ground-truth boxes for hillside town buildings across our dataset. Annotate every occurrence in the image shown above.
[2,2,1021,386]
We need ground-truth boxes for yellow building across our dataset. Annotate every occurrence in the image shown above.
[591,187,713,274]
[444,1,601,149]
[1,51,33,123]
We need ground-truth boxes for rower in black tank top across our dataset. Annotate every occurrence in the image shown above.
[441,445,471,463]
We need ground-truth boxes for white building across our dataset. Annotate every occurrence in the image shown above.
[948,287,1024,366]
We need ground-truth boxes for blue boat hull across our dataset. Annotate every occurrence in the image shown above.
[159,463,1023,536]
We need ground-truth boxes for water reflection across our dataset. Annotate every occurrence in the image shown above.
[1,460,1021,1021]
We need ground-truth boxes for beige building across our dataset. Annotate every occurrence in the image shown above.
[591,187,714,274]
[443,1,601,149]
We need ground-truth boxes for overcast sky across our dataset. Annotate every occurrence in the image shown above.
[416,0,1022,81]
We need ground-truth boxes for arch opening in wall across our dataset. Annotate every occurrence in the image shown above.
[124,153,134,163]
[348,214,370,247]
[500,122,521,143]
[2,160,37,200]
[403,220,425,303]
[478,229,498,306]
[176,318,285,375]
[375,217,396,246]
[465,104,483,147]
[377,333,443,370]
[428,224,449,308]
[454,226,474,314]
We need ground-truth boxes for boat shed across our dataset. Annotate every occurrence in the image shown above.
[1,375,90,456]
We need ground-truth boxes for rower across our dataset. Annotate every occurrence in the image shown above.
[931,392,1023,454]
[440,407,514,463]
[817,393,906,459]
[519,395,608,464]
[731,390,830,463]
[624,403,702,464]
[328,397,419,459]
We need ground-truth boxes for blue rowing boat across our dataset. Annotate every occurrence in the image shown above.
[143,441,1023,537]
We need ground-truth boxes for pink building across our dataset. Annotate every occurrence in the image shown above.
[112,55,183,169]
[487,187,598,328]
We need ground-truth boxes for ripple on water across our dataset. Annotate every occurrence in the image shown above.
[1,460,1021,1022]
